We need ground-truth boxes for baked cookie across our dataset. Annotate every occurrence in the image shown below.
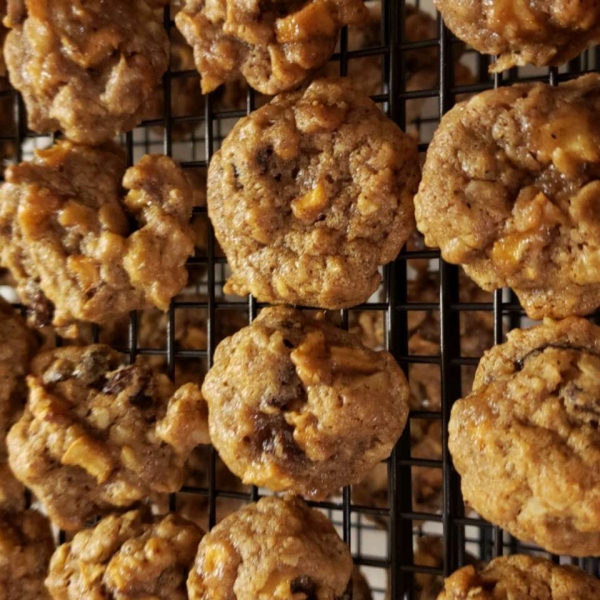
[415,74,600,320]
[3,0,168,143]
[437,554,600,599]
[46,510,203,600]
[187,495,353,600]
[209,78,420,309]
[7,344,209,530]
[449,317,600,556]
[175,0,369,95]
[0,298,38,512]
[0,508,54,600]
[435,0,600,73]
[202,306,409,499]
[0,141,197,337]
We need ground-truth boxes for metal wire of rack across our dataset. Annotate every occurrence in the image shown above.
[1,1,600,599]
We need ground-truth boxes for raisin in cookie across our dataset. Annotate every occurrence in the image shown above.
[449,317,600,556]
[0,508,54,600]
[435,0,600,73]
[175,0,368,95]
[0,141,197,337]
[46,510,203,600]
[202,306,409,499]
[187,496,352,600]
[0,298,38,512]
[438,554,600,599]
[415,75,600,320]
[7,344,209,530]
[209,78,419,309]
[3,0,168,143]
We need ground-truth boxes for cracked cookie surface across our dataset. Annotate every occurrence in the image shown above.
[7,344,209,530]
[415,75,600,320]
[0,141,197,337]
[438,554,600,599]
[209,78,419,309]
[449,317,600,556]
[187,496,353,600]
[202,306,409,499]
[0,508,54,600]
[175,0,369,95]
[3,0,168,143]
[46,510,203,600]
[435,0,600,72]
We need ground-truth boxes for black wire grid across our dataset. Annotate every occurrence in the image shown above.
[1,1,600,598]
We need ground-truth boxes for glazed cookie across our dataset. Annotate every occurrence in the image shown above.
[0,298,38,512]
[0,141,197,337]
[202,306,409,499]
[175,0,369,95]
[435,0,600,73]
[449,317,600,556]
[0,508,54,600]
[438,554,600,599]
[7,344,209,530]
[415,75,600,320]
[209,78,420,309]
[46,510,203,600]
[187,496,353,600]
[3,0,168,143]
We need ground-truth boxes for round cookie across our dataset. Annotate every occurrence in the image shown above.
[187,495,353,600]
[0,508,54,600]
[435,0,600,73]
[175,0,369,95]
[7,344,209,530]
[201,306,409,499]
[0,141,197,337]
[46,510,202,600]
[3,0,168,143]
[0,297,38,512]
[449,317,600,556]
[437,554,600,599]
[209,78,420,309]
[415,74,600,320]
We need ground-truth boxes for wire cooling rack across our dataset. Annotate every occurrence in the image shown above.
[1,1,600,598]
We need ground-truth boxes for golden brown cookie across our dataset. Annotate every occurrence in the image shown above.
[435,0,600,73]
[449,317,600,556]
[7,344,209,530]
[175,0,369,95]
[209,78,420,309]
[202,306,409,500]
[437,554,600,599]
[0,508,54,600]
[46,510,203,600]
[0,298,37,512]
[187,495,353,600]
[0,141,197,337]
[415,74,600,320]
[3,0,168,143]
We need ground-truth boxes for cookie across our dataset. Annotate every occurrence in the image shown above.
[449,317,600,556]
[437,554,600,599]
[7,344,209,530]
[209,77,420,309]
[435,0,600,73]
[0,298,38,512]
[46,510,202,600]
[0,141,197,337]
[415,74,600,320]
[175,0,369,95]
[187,495,353,600]
[3,0,168,143]
[0,508,54,600]
[202,306,409,499]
